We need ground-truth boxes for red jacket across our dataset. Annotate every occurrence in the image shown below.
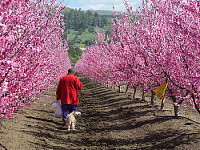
[56,73,82,105]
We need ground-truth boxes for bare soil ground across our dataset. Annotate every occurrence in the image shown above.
[0,76,200,150]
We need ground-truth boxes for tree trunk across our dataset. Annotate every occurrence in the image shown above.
[160,97,165,111]
[151,90,154,105]
[132,86,137,100]
[118,86,121,93]
[0,119,2,129]
[173,104,179,117]
[103,82,106,87]
[106,82,109,88]
[125,84,129,94]
[170,96,179,117]
[142,90,145,101]
[191,94,200,114]
[113,82,116,90]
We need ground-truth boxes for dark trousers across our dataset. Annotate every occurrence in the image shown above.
[61,104,77,121]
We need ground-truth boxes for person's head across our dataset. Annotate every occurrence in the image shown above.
[68,69,73,74]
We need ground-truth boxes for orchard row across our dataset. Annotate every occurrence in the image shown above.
[0,0,71,118]
[75,0,200,116]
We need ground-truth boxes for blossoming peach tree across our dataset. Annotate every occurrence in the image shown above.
[0,0,71,118]
[75,0,200,116]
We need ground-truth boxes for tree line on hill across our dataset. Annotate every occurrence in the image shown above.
[62,8,113,63]
[63,8,111,33]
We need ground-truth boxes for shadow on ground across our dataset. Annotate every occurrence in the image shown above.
[0,76,200,150]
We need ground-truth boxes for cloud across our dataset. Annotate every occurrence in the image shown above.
[81,4,112,10]
[79,0,123,5]
[81,0,141,11]
[80,3,124,11]
[67,0,142,11]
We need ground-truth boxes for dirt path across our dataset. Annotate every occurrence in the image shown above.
[0,76,200,150]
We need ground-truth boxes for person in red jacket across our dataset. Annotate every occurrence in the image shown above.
[56,69,82,123]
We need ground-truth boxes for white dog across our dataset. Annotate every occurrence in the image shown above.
[66,111,81,131]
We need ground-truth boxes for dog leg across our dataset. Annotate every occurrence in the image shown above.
[71,122,76,130]
[67,120,71,131]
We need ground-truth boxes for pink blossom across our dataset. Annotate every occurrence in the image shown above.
[75,0,200,113]
[1,0,71,118]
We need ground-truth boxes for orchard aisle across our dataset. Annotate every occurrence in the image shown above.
[0,76,200,150]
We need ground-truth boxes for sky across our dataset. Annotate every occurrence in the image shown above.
[62,0,142,12]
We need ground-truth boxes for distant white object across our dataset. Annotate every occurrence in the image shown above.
[51,100,62,118]
[51,100,59,109]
